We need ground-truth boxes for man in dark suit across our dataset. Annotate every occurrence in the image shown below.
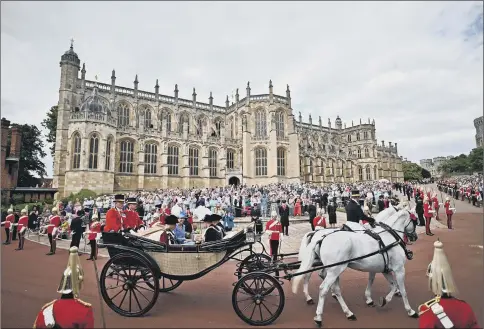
[321,192,329,214]
[378,195,385,212]
[345,190,374,227]
[307,200,317,230]
[278,200,290,236]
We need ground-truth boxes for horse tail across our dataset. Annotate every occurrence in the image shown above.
[298,232,313,261]
[292,238,319,295]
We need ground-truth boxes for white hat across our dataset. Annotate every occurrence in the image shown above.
[445,196,450,201]
[7,205,13,213]
[52,207,58,213]
[426,240,458,296]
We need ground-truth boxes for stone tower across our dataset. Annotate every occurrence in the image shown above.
[53,41,81,198]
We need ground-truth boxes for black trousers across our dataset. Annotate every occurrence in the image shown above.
[89,240,97,259]
[4,228,10,243]
[310,220,315,231]
[417,212,425,226]
[48,233,53,252]
[269,240,279,261]
[282,225,289,236]
[70,233,81,248]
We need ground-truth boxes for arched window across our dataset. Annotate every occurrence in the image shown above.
[255,148,267,176]
[178,114,188,134]
[277,147,286,176]
[209,148,218,177]
[215,121,222,136]
[227,118,234,139]
[363,131,368,139]
[119,140,134,173]
[167,145,179,175]
[255,109,267,137]
[144,109,152,128]
[358,166,363,181]
[88,135,99,169]
[117,103,130,127]
[72,133,81,169]
[189,147,199,176]
[226,149,234,169]
[347,134,351,142]
[276,111,284,138]
[356,132,360,141]
[144,143,157,174]
[357,148,362,158]
[105,137,112,170]
[366,166,371,180]
[196,118,203,136]
[373,166,377,180]
[165,113,172,132]
[364,148,369,158]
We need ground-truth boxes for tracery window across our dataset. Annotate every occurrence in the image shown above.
[276,111,284,138]
[196,118,203,136]
[105,137,112,170]
[119,140,134,173]
[363,131,368,139]
[209,148,217,177]
[88,135,99,169]
[373,166,377,180]
[357,148,362,158]
[255,109,267,137]
[189,147,199,176]
[165,113,172,132]
[72,133,81,170]
[277,147,286,176]
[226,149,234,169]
[255,148,267,176]
[356,132,360,141]
[366,166,371,180]
[117,103,130,127]
[167,145,179,176]
[358,166,363,181]
[144,143,157,174]
[364,148,370,158]
[215,121,222,136]
[144,109,152,129]
[227,118,234,139]
[178,114,189,134]
[347,134,351,142]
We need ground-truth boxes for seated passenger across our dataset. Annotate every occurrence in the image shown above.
[203,214,224,243]
[159,215,178,245]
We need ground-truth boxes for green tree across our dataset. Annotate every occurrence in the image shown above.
[6,124,47,187]
[403,162,423,181]
[467,146,483,173]
[41,105,58,159]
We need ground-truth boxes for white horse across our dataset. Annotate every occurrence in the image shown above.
[292,208,418,327]
[297,206,400,308]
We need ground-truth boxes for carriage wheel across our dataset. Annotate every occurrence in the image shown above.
[232,272,285,326]
[159,275,183,293]
[237,253,273,280]
[100,253,160,317]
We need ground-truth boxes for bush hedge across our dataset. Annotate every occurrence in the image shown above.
[60,189,97,205]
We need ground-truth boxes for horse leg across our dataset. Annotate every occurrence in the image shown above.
[393,269,418,318]
[332,277,356,320]
[314,267,344,327]
[303,272,315,304]
[319,270,337,300]
[364,272,376,306]
[379,272,398,307]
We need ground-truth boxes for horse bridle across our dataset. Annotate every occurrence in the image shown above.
[377,210,415,260]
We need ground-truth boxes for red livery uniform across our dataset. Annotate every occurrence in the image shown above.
[4,213,14,229]
[2,210,14,244]
[423,200,434,236]
[312,215,327,229]
[123,210,144,231]
[33,298,94,329]
[418,297,479,328]
[17,215,28,232]
[46,209,62,255]
[444,200,454,229]
[103,208,124,232]
[87,220,101,260]
[47,215,61,234]
[88,221,102,241]
[265,217,283,259]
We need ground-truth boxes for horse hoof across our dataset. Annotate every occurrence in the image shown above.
[347,314,357,321]
[307,299,315,305]
[314,320,322,328]
[379,297,387,307]
[395,292,402,297]
[366,301,375,307]
[409,312,419,319]
[331,294,337,300]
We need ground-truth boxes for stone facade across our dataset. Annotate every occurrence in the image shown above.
[419,156,453,177]
[53,44,404,197]
[1,118,21,190]
[474,116,483,148]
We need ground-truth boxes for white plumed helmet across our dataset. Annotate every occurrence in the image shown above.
[426,240,458,296]
[271,210,277,218]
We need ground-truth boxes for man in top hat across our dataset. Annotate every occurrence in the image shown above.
[70,209,85,249]
[418,240,479,328]
[160,214,178,245]
[46,207,62,255]
[104,194,125,233]
[265,210,283,261]
[443,197,456,230]
[346,189,375,228]
[86,210,102,260]
[2,205,14,245]
[124,197,144,232]
[33,247,94,328]
[278,200,290,236]
[203,214,224,242]
[377,195,385,212]
[15,206,29,251]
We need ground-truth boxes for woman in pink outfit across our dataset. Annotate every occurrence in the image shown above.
[293,198,302,216]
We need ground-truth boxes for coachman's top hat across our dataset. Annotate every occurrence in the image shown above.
[114,194,125,202]
[165,215,179,225]
[127,197,137,205]
[203,214,222,223]
[351,190,360,198]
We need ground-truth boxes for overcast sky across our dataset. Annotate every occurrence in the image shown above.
[1,1,483,177]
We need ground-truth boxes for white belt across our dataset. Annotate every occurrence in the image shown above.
[431,303,454,329]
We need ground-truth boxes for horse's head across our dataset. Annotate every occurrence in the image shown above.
[383,209,418,242]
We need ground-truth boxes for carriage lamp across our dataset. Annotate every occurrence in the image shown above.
[246,227,255,243]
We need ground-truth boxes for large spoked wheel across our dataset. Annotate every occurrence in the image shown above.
[232,272,285,326]
[100,253,160,317]
[237,253,273,280]
[159,275,183,292]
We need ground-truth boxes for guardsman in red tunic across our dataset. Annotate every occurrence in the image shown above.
[46,207,62,255]
[265,210,283,261]
[432,193,440,221]
[443,197,455,230]
[86,210,101,260]
[312,208,327,229]
[418,240,479,328]
[15,206,29,251]
[423,195,434,236]
[103,194,125,233]
[33,246,94,329]
[124,197,144,232]
[2,205,14,245]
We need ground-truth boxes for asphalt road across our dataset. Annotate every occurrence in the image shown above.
[1,199,483,328]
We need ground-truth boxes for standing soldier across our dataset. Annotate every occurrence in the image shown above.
[423,195,434,236]
[418,240,479,328]
[432,193,440,221]
[70,209,84,249]
[86,210,101,260]
[265,210,283,261]
[15,206,29,251]
[46,207,61,255]
[443,197,456,230]
[124,197,144,232]
[312,208,327,229]
[2,205,14,245]
[104,194,125,233]
[33,246,94,328]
